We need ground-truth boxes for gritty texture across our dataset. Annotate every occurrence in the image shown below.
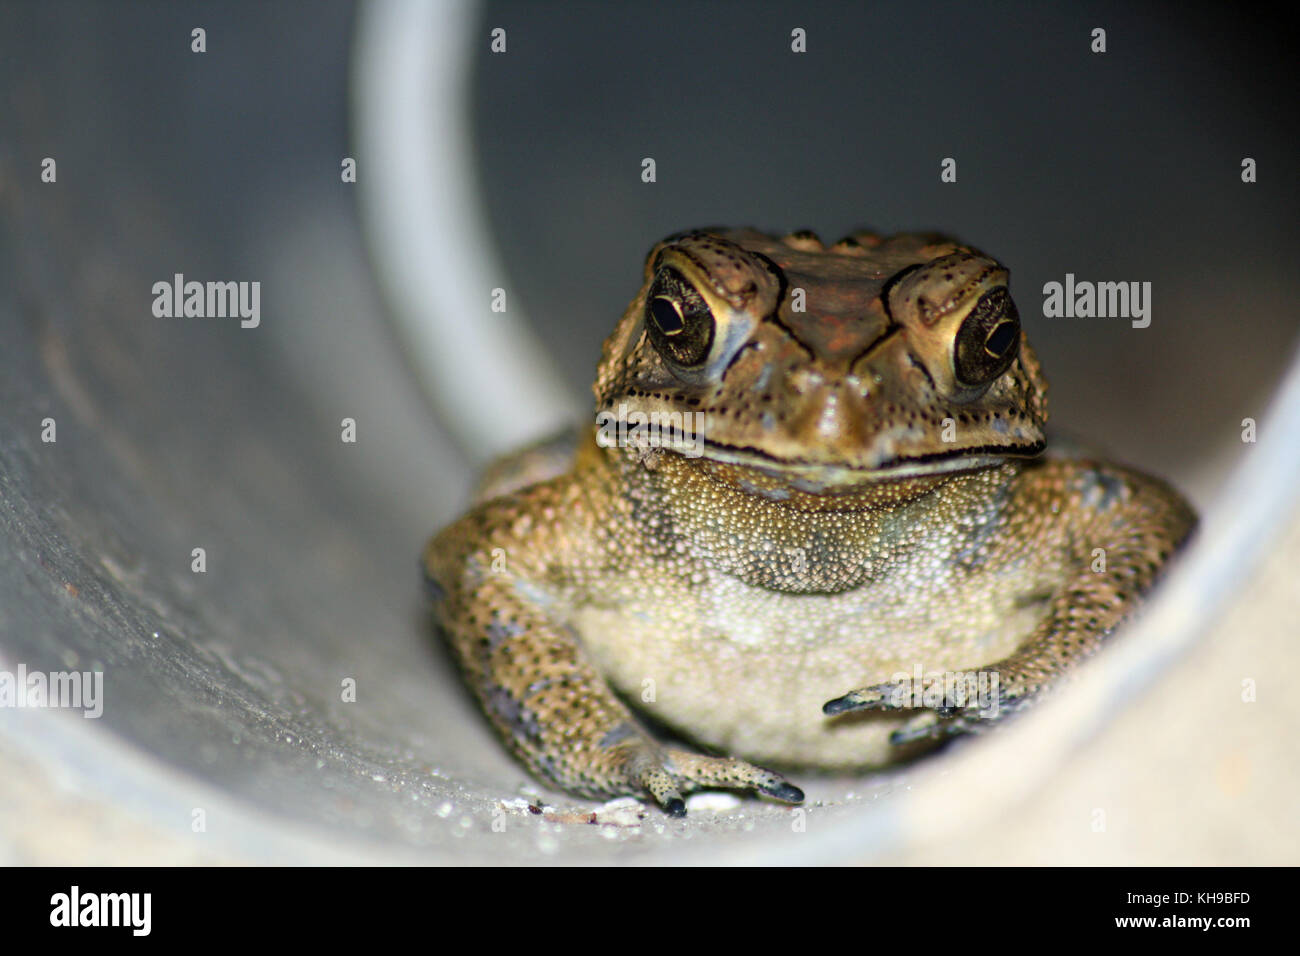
[425,228,1196,814]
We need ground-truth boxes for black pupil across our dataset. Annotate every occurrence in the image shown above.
[650,297,684,335]
[985,321,1016,357]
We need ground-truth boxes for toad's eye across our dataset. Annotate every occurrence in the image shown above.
[954,287,1020,387]
[644,268,716,367]
[649,297,684,335]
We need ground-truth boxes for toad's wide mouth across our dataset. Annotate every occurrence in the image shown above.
[594,404,1048,488]
[678,438,1048,488]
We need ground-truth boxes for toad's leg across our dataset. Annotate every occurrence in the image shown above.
[824,459,1196,743]
[424,472,803,815]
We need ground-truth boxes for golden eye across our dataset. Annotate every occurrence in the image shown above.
[644,268,716,367]
[954,287,1020,387]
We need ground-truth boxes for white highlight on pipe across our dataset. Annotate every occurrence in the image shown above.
[352,0,579,464]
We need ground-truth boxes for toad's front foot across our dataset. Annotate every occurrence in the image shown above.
[615,741,805,816]
[823,675,1024,745]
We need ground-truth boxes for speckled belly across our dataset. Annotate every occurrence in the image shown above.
[569,570,1045,769]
